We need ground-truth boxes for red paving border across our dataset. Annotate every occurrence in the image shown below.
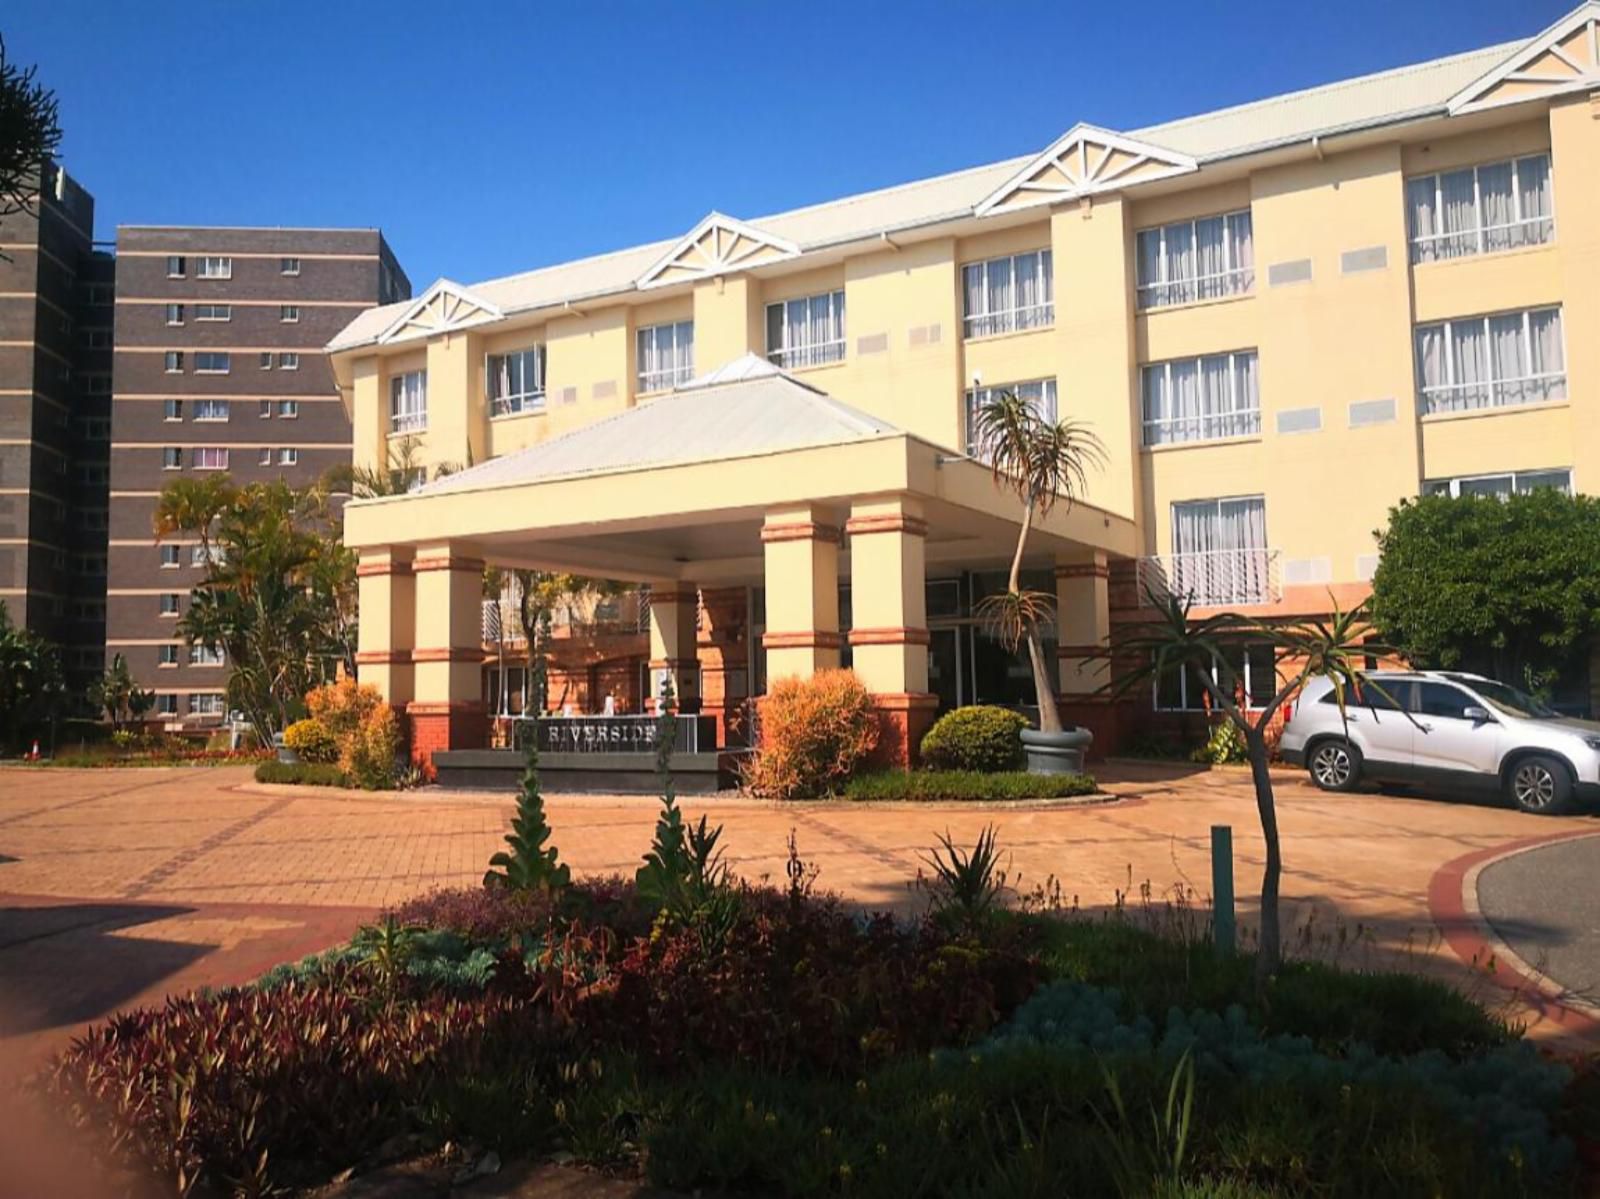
[1428,829,1600,1042]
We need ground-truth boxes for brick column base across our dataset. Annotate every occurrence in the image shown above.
[405,701,488,767]
[867,692,940,769]
[1055,696,1126,763]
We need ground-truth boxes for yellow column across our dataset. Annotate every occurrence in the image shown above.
[647,584,701,712]
[1055,551,1111,698]
[844,496,929,694]
[760,504,841,680]
[424,333,479,467]
[355,547,414,706]
[1554,95,1600,468]
[409,542,487,758]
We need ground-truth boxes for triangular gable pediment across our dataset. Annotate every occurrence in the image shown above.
[377,279,503,344]
[976,124,1198,216]
[636,212,801,290]
[1449,2,1600,115]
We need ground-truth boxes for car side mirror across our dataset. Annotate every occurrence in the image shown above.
[1462,705,1494,724]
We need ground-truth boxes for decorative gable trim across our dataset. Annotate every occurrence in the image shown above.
[635,212,801,291]
[1447,2,1600,115]
[377,279,503,345]
[975,124,1198,216]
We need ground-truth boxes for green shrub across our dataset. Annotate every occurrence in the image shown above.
[844,769,1097,802]
[254,761,349,787]
[919,705,1027,772]
[283,717,338,764]
[1192,719,1248,765]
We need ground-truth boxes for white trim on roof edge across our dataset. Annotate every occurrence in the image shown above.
[635,211,801,290]
[1446,2,1600,115]
[377,278,503,345]
[974,123,1198,216]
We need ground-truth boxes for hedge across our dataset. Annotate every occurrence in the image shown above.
[843,769,1098,802]
[254,761,350,787]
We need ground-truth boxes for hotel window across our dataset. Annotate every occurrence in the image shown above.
[259,352,273,370]
[160,545,181,568]
[1407,153,1553,264]
[1136,210,1254,309]
[195,303,231,322]
[1141,350,1260,446]
[193,399,229,422]
[487,346,546,416]
[961,249,1053,338]
[964,378,1057,457]
[166,255,186,278]
[192,447,229,470]
[163,399,183,421]
[1414,306,1565,414]
[280,257,301,276]
[189,645,225,666]
[278,399,298,418]
[195,351,231,374]
[155,693,179,715]
[280,305,300,323]
[279,352,299,370]
[162,447,182,470]
[636,321,693,393]
[1155,643,1278,711]
[197,256,232,279]
[278,447,298,466]
[158,645,178,667]
[390,370,427,432]
[1169,495,1271,606]
[1423,468,1572,499]
[259,400,272,418]
[191,693,225,716]
[766,290,845,369]
[159,593,181,617]
[164,351,183,373]
[165,304,184,325]
[257,447,273,466]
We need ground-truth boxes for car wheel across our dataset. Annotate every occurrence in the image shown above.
[1308,739,1361,792]
[1506,754,1573,816]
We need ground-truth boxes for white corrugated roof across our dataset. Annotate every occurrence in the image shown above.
[414,355,896,494]
[330,32,1533,353]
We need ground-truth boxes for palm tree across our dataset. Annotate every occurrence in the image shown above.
[969,390,1105,733]
[1106,591,1390,980]
[152,474,237,562]
[323,435,465,499]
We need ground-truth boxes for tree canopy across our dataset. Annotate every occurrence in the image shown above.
[1369,489,1600,695]
[0,34,62,230]
[0,599,66,751]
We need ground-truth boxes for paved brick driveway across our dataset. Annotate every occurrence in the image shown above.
[3,761,1597,1073]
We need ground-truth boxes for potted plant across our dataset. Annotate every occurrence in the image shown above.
[969,390,1104,774]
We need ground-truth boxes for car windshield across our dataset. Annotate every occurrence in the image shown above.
[1452,677,1557,719]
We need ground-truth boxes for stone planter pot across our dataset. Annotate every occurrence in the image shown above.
[273,732,299,766]
[1021,726,1093,775]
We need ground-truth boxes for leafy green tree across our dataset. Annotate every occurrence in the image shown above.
[0,600,67,750]
[90,652,155,732]
[0,34,61,243]
[1370,489,1600,694]
[1107,594,1384,980]
[969,389,1104,733]
[484,739,571,894]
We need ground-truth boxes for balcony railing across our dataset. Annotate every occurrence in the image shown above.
[482,594,652,644]
[1419,371,1566,415]
[1136,548,1281,609]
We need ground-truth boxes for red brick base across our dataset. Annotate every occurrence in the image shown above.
[1055,695,1130,763]
[868,692,940,768]
[405,701,488,767]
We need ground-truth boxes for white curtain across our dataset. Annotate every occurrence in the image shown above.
[1170,361,1201,443]
[1234,352,1260,434]
[1194,216,1226,299]
[1529,308,1565,401]
[985,258,1012,332]
[1199,354,1232,436]
[1439,168,1478,259]
[1488,312,1527,405]
[1226,211,1254,286]
[1407,177,1438,261]
[1450,319,1489,410]
[962,263,986,335]
[1517,154,1553,245]
[1135,229,1162,307]
[674,321,693,381]
[1477,162,1515,251]
[1415,324,1448,411]
[1166,223,1196,303]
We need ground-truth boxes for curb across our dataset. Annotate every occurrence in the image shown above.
[1428,828,1600,1036]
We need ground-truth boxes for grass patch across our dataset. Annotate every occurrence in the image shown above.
[254,761,350,787]
[843,768,1098,802]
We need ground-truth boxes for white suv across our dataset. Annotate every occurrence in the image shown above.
[1279,671,1600,815]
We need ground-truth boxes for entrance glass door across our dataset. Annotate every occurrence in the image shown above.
[928,627,963,711]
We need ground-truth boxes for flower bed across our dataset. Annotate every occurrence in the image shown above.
[27,746,272,769]
[843,768,1099,802]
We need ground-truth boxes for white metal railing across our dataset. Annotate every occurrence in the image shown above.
[1410,215,1553,264]
[1136,267,1253,310]
[767,340,845,370]
[1142,408,1261,446]
[1419,372,1566,415]
[963,302,1053,340]
[637,365,694,394]
[1137,548,1281,608]
[490,391,545,418]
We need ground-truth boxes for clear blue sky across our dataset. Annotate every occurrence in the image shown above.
[4,0,1567,289]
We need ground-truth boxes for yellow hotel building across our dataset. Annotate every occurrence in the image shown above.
[329,4,1600,767]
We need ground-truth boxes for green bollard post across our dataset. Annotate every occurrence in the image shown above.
[1211,824,1235,955]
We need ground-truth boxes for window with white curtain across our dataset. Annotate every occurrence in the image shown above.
[1414,306,1565,414]
[961,249,1053,338]
[190,693,225,716]
[192,447,229,470]
[1406,153,1553,264]
[964,378,1058,457]
[486,346,546,416]
[194,352,231,374]
[766,290,845,369]
[192,399,229,422]
[637,320,694,392]
[189,645,225,666]
[1135,210,1254,309]
[1141,350,1260,446]
[1422,468,1571,499]
[1168,495,1271,606]
[390,370,427,432]
[155,693,179,715]
[1154,643,1278,711]
[197,256,233,279]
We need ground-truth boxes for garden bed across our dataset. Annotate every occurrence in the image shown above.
[842,768,1102,803]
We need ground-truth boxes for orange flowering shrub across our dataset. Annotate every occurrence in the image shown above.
[743,669,879,799]
[304,679,396,788]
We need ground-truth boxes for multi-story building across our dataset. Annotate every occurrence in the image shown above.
[328,4,1600,764]
[107,228,408,723]
[0,165,113,687]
